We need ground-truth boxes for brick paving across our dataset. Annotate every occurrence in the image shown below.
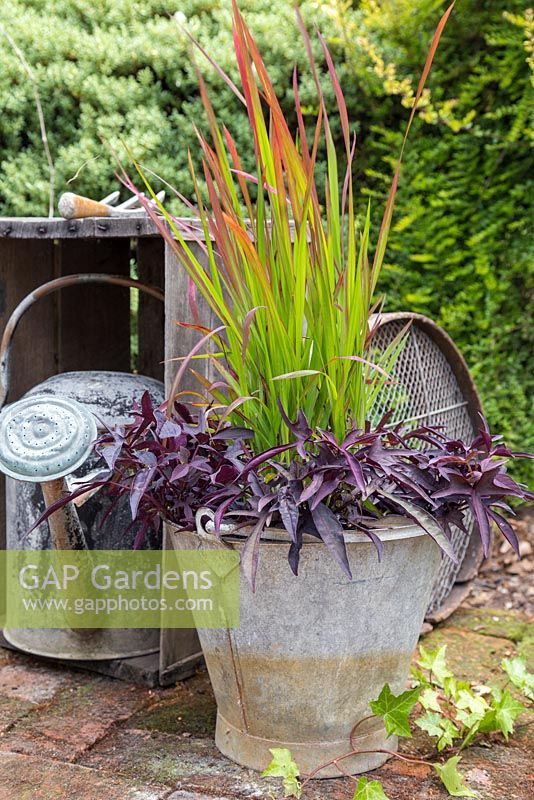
[0,607,531,800]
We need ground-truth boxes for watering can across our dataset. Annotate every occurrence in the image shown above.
[0,274,166,660]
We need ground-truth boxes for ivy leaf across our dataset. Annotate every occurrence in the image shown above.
[416,711,443,738]
[491,688,525,739]
[370,684,421,737]
[472,684,492,697]
[434,756,477,797]
[436,718,462,751]
[444,676,472,701]
[479,688,525,740]
[501,656,534,701]
[461,722,482,750]
[418,644,453,687]
[261,748,301,798]
[353,776,390,799]
[410,666,431,688]
[416,712,460,750]
[420,688,442,712]
[455,689,489,729]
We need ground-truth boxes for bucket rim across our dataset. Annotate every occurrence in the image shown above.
[172,513,429,547]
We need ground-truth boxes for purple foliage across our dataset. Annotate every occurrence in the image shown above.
[35,397,533,589]
[68,393,255,546]
[244,412,533,584]
[101,395,257,542]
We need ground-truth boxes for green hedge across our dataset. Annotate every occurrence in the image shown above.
[0,1,331,216]
[0,0,532,482]
[326,0,534,484]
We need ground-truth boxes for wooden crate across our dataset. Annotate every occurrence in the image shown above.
[0,216,206,685]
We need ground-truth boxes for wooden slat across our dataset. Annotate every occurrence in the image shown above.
[161,242,216,680]
[0,239,57,552]
[164,240,218,397]
[159,524,203,685]
[0,217,208,241]
[136,238,165,381]
[0,631,163,688]
[0,217,156,239]
[56,238,131,373]
[0,239,58,398]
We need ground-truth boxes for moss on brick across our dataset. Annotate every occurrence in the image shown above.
[127,693,216,736]
[446,608,531,643]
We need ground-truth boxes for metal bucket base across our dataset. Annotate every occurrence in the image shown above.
[215,712,396,778]
[3,627,159,661]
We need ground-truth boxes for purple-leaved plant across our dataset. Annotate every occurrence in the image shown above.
[34,397,533,589]
[241,408,533,586]
[32,393,263,548]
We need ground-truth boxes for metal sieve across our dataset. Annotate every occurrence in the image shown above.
[370,312,484,621]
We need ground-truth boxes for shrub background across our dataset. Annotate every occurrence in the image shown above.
[1,0,532,482]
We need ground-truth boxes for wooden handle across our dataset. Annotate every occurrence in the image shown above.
[58,192,112,220]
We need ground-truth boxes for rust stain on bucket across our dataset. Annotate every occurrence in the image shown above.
[202,649,410,740]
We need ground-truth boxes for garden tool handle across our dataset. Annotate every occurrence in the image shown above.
[58,190,165,219]
[58,193,113,219]
[0,274,164,410]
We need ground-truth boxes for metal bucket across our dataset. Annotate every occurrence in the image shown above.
[170,515,441,777]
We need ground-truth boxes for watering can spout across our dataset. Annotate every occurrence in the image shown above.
[40,478,88,551]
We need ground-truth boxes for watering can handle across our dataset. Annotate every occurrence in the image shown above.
[0,273,164,411]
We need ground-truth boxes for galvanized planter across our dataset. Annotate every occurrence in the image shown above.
[170,514,441,777]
